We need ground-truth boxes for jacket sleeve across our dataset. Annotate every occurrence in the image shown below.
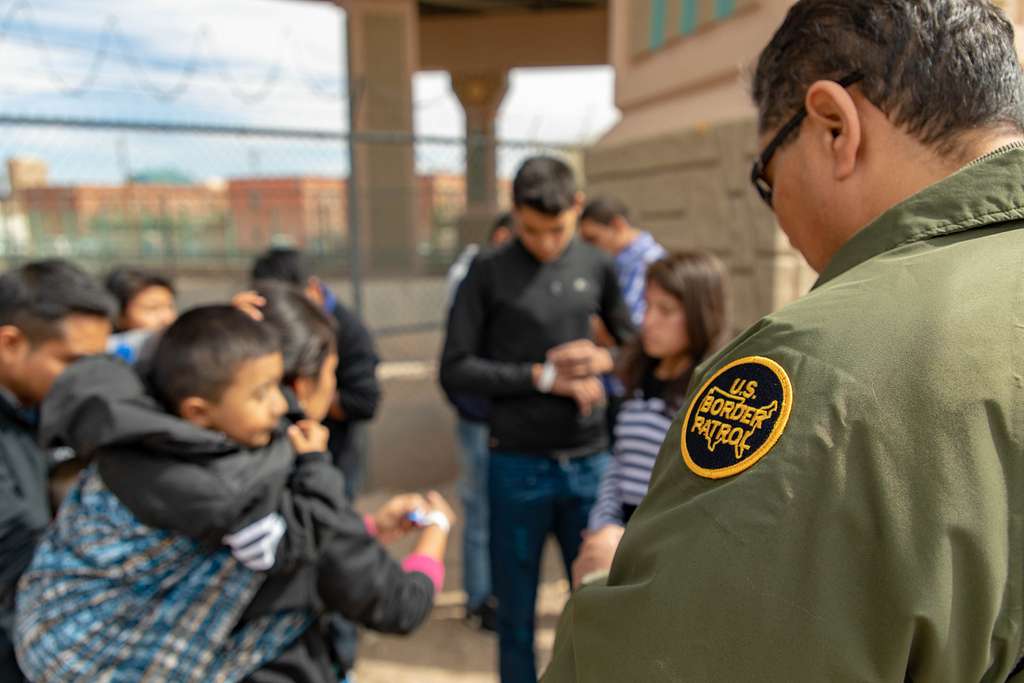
[587,452,625,531]
[270,451,349,573]
[0,446,47,600]
[598,259,635,346]
[332,304,381,421]
[439,258,536,398]
[316,511,435,635]
[544,344,1024,682]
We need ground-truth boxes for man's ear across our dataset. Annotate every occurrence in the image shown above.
[611,215,630,233]
[179,396,214,428]
[572,191,586,213]
[805,79,862,181]
[0,325,29,364]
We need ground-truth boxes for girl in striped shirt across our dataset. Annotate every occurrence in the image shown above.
[587,251,729,533]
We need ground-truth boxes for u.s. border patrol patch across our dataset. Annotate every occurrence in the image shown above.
[681,356,793,479]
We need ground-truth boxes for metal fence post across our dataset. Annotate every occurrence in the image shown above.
[344,10,365,319]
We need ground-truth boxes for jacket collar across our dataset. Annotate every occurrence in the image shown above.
[0,385,36,430]
[815,142,1024,288]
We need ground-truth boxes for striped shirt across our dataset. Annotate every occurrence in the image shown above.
[615,231,668,326]
[589,375,676,530]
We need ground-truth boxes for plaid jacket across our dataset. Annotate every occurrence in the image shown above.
[15,470,312,683]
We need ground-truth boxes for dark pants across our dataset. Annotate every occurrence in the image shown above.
[488,450,609,683]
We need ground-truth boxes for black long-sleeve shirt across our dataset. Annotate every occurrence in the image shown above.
[440,238,634,456]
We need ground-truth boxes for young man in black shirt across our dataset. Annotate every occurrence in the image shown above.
[441,156,634,683]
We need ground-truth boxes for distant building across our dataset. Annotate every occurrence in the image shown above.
[4,155,505,262]
[16,183,229,245]
[227,176,348,252]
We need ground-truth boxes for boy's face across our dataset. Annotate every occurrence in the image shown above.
[515,205,580,264]
[0,313,111,407]
[191,352,289,448]
[293,352,338,423]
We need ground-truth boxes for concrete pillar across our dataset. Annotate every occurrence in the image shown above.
[451,71,508,246]
[342,0,419,272]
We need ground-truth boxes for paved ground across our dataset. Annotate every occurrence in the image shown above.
[352,486,571,683]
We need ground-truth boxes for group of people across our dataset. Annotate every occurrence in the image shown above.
[7,0,1024,680]
[0,250,455,682]
[440,157,730,681]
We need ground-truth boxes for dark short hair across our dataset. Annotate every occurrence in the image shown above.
[149,305,280,411]
[251,247,311,287]
[512,156,578,215]
[0,260,114,343]
[491,212,514,239]
[105,267,175,315]
[580,197,631,226]
[753,0,1024,156]
[253,280,337,385]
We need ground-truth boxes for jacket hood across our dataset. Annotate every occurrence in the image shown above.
[39,355,242,460]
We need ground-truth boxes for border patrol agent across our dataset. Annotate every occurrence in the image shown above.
[542,2,1024,681]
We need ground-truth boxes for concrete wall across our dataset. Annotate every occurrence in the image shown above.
[588,0,814,332]
[586,118,816,332]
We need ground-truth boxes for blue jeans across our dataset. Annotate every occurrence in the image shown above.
[457,418,492,610]
[489,450,610,683]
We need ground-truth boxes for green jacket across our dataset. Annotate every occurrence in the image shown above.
[543,145,1024,682]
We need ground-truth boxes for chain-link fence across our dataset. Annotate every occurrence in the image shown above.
[0,115,584,354]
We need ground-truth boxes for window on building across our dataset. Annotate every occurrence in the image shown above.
[631,0,755,56]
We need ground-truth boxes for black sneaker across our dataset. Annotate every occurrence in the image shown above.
[466,596,498,633]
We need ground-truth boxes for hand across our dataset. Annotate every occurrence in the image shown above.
[232,291,266,321]
[424,490,457,529]
[571,524,624,589]
[373,493,428,543]
[552,376,606,416]
[287,420,330,455]
[547,339,614,379]
[223,512,287,572]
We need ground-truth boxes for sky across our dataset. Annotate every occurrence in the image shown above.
[0,0,620,184]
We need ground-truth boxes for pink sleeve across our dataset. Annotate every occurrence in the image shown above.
[363,514,378,537]
[402,553,445,593]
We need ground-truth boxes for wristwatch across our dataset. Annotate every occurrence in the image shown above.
[536,361,557,393]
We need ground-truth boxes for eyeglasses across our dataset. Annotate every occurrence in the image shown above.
[750,72,864,208]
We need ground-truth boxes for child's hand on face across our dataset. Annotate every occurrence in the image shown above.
[287,420,330,455]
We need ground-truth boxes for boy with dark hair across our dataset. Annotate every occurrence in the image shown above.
[16,305,450,682]
[252,247,379,501]
[105,266,177,333]
[0,259,112,682]
[441,156,634,682]
[578,196,666,327]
